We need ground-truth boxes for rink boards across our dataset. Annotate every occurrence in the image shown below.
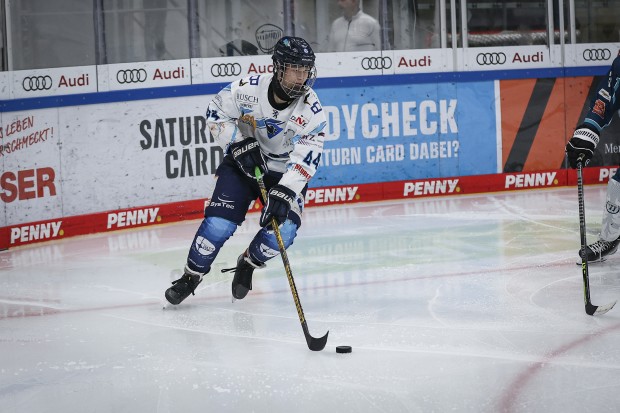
[2,44,620,249]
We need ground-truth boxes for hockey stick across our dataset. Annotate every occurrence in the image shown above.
[577,160,617,315]
[254,167,329,351]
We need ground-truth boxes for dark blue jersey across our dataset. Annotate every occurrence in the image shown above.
[584,53,620,133]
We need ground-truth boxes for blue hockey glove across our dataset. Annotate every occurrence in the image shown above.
[566,125,599,168]
[260,185,296,227]
[229,138,267,178]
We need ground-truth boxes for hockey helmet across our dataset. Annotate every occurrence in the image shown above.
[271,36,317,100]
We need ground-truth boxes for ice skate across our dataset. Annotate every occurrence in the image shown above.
[579,236,620,263]
[223,251,265,300]
[164,268,204,305]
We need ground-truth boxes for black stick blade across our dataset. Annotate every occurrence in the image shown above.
[306,330,329,351]
[302,321,329,351]
[586,300,617,316]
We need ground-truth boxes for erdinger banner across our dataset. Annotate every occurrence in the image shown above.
[0,95,221,232]
[312,80,499,187]
[0,111,62,230]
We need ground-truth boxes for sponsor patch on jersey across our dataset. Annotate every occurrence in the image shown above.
[293,164,312,180]
[598,89,611,101]
[239,114,257,128]
[236,92,259,103]
[290,114,308,127]
[593,99,606,118]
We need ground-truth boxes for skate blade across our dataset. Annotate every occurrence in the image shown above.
[576,258,607,265]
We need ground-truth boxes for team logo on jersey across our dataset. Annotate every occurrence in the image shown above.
[265,119,284,138]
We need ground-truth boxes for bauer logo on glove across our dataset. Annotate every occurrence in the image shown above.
[260,185,296,227]
[229,138,267,178]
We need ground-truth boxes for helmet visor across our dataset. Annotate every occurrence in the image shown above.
[276,61,317,99]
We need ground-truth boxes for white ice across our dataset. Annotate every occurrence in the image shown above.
[2,186,620,413]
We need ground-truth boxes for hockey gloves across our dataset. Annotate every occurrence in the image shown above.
[566,125,599,168]
[229,138,268,178]
[260,185,296,227]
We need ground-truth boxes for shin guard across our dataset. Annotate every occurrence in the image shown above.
[186,216,237,274]
[247,219,298,263]
[601,178,620,241]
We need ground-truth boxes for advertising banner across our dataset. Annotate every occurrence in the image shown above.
[314,80,500,187]
[500,75,620,172]
[1,111,61,228]
[1,95,221,229]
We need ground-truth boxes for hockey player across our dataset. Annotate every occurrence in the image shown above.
[165,36,327,305]
[566,53,620,261]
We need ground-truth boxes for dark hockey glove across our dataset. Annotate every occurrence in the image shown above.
[229,138,267,178]
[260,185,296,227]
[566,125,599,168]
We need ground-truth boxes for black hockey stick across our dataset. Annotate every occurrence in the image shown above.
[577,160,616,315]
[254,167,329,351]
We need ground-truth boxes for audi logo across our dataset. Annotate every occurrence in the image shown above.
[476,52,507,65]
[116,69,147,84]
[361,57,392,70]
[22,75,53,92]
[211,63,242,77]
[583,48,611,61]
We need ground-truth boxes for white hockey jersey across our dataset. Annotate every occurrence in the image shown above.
[206,73,327,196]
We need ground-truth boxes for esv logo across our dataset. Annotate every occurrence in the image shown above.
[211,63,242,77]
[476,52,506,65]
[22,75,53,91]
[361,57,392,70]
[116,69,147,84]
[583,48,611,61]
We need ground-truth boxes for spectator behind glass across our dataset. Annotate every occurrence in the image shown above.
[327,0,381,52]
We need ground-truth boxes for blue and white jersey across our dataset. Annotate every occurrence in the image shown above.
[206,73,327,196]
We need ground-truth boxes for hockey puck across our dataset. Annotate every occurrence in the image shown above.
[336,345,352,354]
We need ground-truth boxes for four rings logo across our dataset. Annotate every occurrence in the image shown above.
[22,75,53,92]
[476,52,507,65]
[361,57,392,70]
[116,69,147,84]
[211,63,242,77]
[583,48,611,61]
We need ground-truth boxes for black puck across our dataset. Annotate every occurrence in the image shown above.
[336,345,352,354]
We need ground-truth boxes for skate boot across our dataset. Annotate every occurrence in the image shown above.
[165,267,204,305]
[222,251,265,300]
[579,236,620,262]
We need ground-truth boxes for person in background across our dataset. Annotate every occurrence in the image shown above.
[327,0,381,52]
[565,54,620,261]
[165,36,327,305]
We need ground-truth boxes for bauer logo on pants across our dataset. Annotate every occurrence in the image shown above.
[606,202,620,214]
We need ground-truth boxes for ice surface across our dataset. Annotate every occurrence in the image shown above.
[1,186,620,413]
